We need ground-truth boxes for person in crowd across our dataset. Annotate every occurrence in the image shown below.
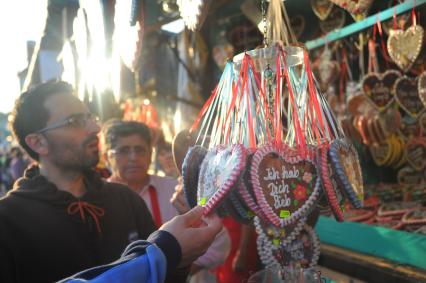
[101,120,231,281]
[61,206,223,283]
[9,147,28,182]
[156,141,179,178]
[0,81,199,283]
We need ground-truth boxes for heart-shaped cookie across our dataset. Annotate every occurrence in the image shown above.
[254,216,306,248]
[402,208,426,225]
[318,146,345,221]
[182,145,208,208]
[311,0,334,20]
[418,71,426,108]
[282,225,320,269]
[405,138,426,170]
[361,70,401,111]
[224,191,252,224]
[237,151,270,222]
[329,139,364,208]
[328,0,373,16]
[397,166,423,185]
[378,108,401,137]
[378,201,421,217]
[369,141,392,166]
[291,15,305,39]
[399,115,421,138]
[172,129,196,174]
[251,144,320,227]
[343,207,376,222]
[387,25,424,72]
[197,144,246,215]
[319,7,346,34]
[395,76,425,117]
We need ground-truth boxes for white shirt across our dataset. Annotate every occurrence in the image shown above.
[139,174,179,225]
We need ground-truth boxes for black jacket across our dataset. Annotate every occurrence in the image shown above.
[0,166,157,282]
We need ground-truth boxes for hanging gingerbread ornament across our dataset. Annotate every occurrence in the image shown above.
[394,76,425,118]
[405,137,426,170]
[197,144,246,215]
[362,70,401,111]
[418,71,426,108]
[387,8,424,73]
[329,138,364,208]
[319,7,346,33]
[328,0,373,20]
[311,0,334,20]
[182,145,208,208]
[251,144,321,227]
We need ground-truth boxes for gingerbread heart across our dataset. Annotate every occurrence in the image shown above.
[387,25,424,72]
[399,115,421,138]
[329,139,363,208]
[420,112,426,138]
[282,225,320,269]
[328,0,373,16]
[319,7,346,34]
[369,141,392,166]
[197,144,246,215]
[378,108,401,136]
[224,191,252,224]
[311,0,334,20]
[402,208,426,225]
[182,145,208,208]
[419,71,426,108]
[378,201,421,217]
[251,144,320,227]
[291,15,305,39]
[254,216,306,247]
[343,208,376,222]
[361,70,401,111]
[405,138,426,170]
[237,151,269,222]
[397,166,423,185]
[172,129,196,174]
[395,76,425,117]
[318,146,345,222]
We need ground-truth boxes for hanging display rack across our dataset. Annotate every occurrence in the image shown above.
[306,0,426,50]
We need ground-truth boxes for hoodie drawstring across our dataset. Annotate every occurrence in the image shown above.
[67,201,105,235]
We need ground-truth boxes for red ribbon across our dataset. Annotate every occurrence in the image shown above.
[67,200,105,235]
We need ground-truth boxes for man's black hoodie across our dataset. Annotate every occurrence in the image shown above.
[0,166,157,282]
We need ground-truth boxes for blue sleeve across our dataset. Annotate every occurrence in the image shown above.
[59,231,182,283]
[59,242,165,283]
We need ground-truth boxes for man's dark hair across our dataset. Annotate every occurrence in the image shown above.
[9,81,73,161]
[101,119,152,152]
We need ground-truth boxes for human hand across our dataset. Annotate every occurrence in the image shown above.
[159,206,223,267]
[170,177,190,214]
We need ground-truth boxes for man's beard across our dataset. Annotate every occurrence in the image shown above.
[47,135,100,171]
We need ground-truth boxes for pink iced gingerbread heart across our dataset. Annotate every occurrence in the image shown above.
[251,144,320,227]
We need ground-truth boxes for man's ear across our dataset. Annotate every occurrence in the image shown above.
[25,133,48,157]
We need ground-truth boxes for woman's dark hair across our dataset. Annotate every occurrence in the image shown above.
[9,81,73,161]
[101,119,152,152]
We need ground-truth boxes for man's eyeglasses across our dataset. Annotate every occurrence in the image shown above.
[108,146,148,157]
[37,113,99,134]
